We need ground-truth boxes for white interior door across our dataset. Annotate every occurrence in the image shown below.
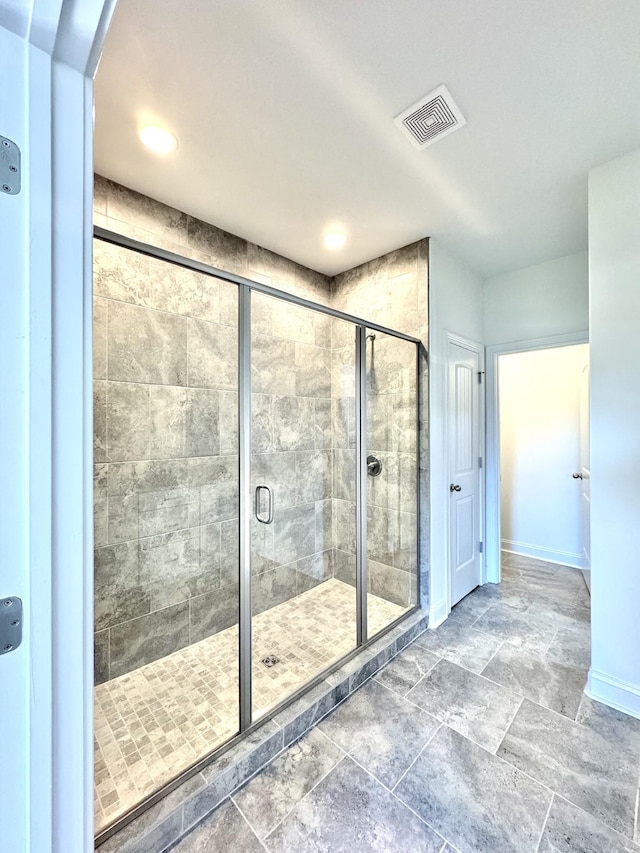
[580,360,591,590]
[448,341,482,606]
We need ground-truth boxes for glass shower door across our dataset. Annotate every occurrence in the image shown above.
[93,238,241,833]
[249,291,357,719]
[364,328,419,637]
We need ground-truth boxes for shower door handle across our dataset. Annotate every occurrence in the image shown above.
[255,485,274,524]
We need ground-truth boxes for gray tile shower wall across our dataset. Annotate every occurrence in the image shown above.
[332,242,428,610]
[93,176,334,683]
[93,175,429,683]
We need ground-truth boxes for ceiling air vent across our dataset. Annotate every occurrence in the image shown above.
[394,84,466,150]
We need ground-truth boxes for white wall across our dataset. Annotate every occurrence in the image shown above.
[588,146,640,719]
[499,345,588,567]
[485,251,589,346]
[428,239,484,625]
[0,4,115,852]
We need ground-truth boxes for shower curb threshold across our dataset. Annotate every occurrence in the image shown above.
[95,608,429,853]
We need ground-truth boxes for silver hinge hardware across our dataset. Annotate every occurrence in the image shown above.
[0,597,23,655]
[0,136,21,195]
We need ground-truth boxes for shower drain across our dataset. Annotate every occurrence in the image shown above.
[262,654,279,668]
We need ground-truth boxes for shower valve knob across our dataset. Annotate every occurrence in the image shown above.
[367,455,382,477]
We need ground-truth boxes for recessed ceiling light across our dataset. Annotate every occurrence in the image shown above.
[323,230,347,251]
[139,125,178,155]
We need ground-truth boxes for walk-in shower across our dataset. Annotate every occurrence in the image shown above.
[93,228,420,836]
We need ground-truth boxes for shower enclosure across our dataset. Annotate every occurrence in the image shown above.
[93,229,420,835]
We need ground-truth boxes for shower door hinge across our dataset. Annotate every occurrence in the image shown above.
[479,542,483,554]
[0,136,21,195]
[0,597,23,655]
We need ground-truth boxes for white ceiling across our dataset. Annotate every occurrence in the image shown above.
[94,0,640,278]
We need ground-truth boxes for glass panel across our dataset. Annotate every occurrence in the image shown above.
[93,239,240,832]
[365,329,418,637]
[250,293,357,719]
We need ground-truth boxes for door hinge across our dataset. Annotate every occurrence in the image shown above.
[478,457,483,469]
[0,597,23,655]
[0,136,21,195]
[479,542,483,554]
[477,371,484,383]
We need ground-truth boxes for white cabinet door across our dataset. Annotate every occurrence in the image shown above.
[448,342,482,606]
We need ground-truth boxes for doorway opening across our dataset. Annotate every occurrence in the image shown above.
[497,343,590,585]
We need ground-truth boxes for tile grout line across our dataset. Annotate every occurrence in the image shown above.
[477,637,505,675]
[390,722,443,793]
[227,800,270,852]
[328,746,451,850]
[258,750,349,845]
[493,695,525,755]
[534,792,555,852]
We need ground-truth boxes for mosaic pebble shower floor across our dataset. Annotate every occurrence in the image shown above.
[94,578,406,832]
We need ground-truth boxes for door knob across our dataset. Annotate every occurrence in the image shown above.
[572,473,583,480]
[450,484,462,492]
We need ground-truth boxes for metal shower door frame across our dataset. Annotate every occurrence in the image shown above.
[92,227,423,838]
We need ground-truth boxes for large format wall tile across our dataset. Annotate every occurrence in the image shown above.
[185,388,220,457]
[149,385,187,459]
[187,319,238,390]
[190,583,239,643]
[106,181,190,246]
[93,297,107,379]
[187,219,247,276]
[247,243,296,291]
[252,563,298,615]
[272,396,315,451]
[273,504,316,565]
[108,300,188,386]
[251,452,297,509]
[108,381,151,461]
[314,397,333,449]
[369,560,412,607]
[93,176,424,685]
[294,343,331,397]
[107,493,139,544]
[148,260,220,323]
[94,238,150,305]
[109,602,190,678]
[94,381,107,462]
[252,334,296,396]
[296,451,332,504]
[138,486,200,538]
[199,456,239,523]
[271,301,315,344]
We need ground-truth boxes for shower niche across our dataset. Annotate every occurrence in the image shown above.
[93,230,420,835]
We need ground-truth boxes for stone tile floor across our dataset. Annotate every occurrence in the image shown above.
[169,553,640,853]
[94,579,406,833]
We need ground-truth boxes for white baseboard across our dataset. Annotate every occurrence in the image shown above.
[428,597,448,630]
[586,669,640,720]
[501,539,583,570]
